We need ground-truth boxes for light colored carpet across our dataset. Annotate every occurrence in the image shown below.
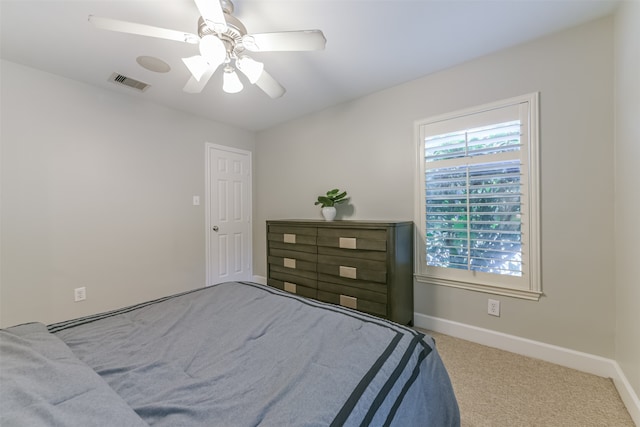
[423,330,635,427]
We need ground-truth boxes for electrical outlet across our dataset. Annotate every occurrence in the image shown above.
[74,287,86,302]
[488,299,500,317]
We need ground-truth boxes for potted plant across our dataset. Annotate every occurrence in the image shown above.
[314,189,348,221]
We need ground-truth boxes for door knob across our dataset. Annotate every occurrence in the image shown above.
[212,226,219,232]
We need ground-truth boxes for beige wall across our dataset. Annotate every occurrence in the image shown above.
[255,17,616,358]
[0,60,256,327]
[614,1,640,398]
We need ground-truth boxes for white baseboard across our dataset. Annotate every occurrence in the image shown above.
[611,362,640,426]
[414,313,640,425]
[252,275,267,285]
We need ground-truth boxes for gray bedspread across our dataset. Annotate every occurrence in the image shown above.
[3,281,459,426]
[0,322,147,426]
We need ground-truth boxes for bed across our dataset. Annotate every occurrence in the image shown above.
[1,281,460,426]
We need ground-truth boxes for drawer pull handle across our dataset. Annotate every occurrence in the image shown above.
[284,282,297,293]
[339,266,357,279]
[340,295,358,309]
[283,258,296,269]
[339,237,357,249]
[283,233,296,244]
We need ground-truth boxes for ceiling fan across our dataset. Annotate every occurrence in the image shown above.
[88,0,326,98]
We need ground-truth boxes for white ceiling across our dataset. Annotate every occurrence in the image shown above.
[1,0,620,131]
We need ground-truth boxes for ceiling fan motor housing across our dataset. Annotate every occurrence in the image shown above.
[220,0,234,15]
[198,0,247,56]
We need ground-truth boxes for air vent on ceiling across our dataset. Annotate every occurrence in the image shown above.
[108,72,150,92]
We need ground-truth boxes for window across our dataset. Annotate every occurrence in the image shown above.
[415,93,541,300]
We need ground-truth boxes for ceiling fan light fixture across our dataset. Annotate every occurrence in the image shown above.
[89,0,326,97]
[236,56,264,84]
[223,66,243,94]
[199,35,226,64]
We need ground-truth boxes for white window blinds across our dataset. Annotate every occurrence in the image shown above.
[416,93,541,299]
[425,121,522,276]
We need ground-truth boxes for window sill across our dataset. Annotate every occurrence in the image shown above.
[415,274,542,301]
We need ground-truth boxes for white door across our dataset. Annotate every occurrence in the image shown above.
[205,143,252,285]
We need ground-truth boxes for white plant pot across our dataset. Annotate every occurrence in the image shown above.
[321,206,337,221]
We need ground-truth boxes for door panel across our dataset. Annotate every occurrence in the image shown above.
[206,144,252,285]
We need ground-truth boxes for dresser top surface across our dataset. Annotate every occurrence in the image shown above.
[267,219,413,228]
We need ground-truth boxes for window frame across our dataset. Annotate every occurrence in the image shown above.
[414,93,541,300]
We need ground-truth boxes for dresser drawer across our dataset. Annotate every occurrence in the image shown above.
[268,246,317,264]
[269,239,317,254]
[317,246,386,262]
[268,225,317,246]
[316,290,387,318]
[317,228,387,251]
[268,264,317,283]
[267,256,318,271]
[269,262,318,280]
[317,280,387,303]
[317,255,387,283]
[317,273,387,295]
[268,278,317,299]
[317,262,386,283]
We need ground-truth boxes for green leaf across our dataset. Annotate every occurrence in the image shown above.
[316,196,334,207]
[314,188,348,207]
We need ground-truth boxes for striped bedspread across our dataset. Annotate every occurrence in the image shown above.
[3,281,460,426]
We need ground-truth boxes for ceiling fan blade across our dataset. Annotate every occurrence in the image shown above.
[193,0,228,33]
[182,56,211,81]
[88,15,198,44]
[255,70,286,99]
[182,55,224,81]
[183,66,215,93]
[242,30,326,52]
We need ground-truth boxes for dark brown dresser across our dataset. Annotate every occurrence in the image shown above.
[266,220,414,325]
